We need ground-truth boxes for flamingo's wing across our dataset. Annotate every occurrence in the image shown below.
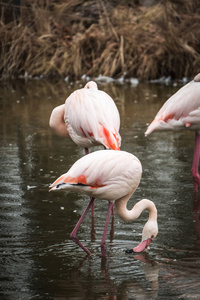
[64,88,121,149]
[182,107,200,130]
[145,80,200,135]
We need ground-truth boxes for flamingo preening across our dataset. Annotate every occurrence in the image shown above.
[145,73,200,191]
[49,81,121,155]
[50,150,158,256]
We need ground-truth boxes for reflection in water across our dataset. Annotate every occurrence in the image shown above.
[69,253,159,300]
[118,259,159,300]
[68,254,158,300]
[193,193,200,247]
[0,79,200,299]
[0,101,35,298]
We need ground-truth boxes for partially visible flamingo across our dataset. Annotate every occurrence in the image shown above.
[49,81,121,155]
[145,73,200,191]
[49,150,158,256]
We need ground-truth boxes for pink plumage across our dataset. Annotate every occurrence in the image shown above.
[145,73,200,190]
[49,81,121,153]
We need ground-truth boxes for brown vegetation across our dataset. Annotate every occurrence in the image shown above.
[1,0,200,81]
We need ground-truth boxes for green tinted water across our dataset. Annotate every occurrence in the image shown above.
[0,79,199,299]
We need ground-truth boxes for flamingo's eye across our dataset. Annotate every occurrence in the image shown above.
[56,183,65,188]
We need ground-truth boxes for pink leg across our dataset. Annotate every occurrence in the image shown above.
[90,199,96,240]
[84,148,95,218]
[91,214,96,241]
[191,133,200,191]
[101,202,113,256]
[110,208,115,242]
[111,202,114,217]
[70,197,95,255]
[91,197,95,217]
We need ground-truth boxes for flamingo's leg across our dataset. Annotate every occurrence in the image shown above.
[90,197,96,240]
[70,197,95,255]
[191,132,200,191]
[84,148,95,218]
[111,202,114,217]
[110,206,115,242]
[101,202,113,256]
[91,197,95,217]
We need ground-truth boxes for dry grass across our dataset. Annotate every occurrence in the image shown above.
[1,0,200,81]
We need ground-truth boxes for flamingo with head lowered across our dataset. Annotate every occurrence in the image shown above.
[49,81,121,155]
[145,73,200,191]
[49,150,158,256]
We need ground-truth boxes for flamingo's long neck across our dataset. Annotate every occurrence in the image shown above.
[115,195,157,223]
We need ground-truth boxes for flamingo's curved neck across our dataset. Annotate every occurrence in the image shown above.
[115,194,157,222]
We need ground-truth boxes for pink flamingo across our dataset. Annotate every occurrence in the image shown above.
[145,73,200,191]
[49,81,121,155]
[49,150,158,256]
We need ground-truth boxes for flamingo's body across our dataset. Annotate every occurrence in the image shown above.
[49,81,121,153]
[50,150,158,256]
[145,74,200,190]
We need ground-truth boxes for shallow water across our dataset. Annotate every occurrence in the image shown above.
[0,79,200,300]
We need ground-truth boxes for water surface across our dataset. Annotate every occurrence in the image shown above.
[0,79,200,299]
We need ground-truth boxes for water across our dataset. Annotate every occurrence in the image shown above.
[0,79,200,299]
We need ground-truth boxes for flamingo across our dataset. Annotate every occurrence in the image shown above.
[49,81,121,155]
[145,73,200,191]
[49,150,158,256]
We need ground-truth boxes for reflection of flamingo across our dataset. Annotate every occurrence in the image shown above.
[145,74,200,191]
[118,254,159,299]
[49,81,121,155]
[50,150,158,256]
[193,193,200,246]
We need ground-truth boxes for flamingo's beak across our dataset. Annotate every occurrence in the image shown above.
[125,237,152,254]
[49,184,56,191]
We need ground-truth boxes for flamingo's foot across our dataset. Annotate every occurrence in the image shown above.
[70,233,92,255]
[125,238,152,254]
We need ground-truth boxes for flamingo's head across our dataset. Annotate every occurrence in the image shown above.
[126,217,158,253]
[84,81,98,89]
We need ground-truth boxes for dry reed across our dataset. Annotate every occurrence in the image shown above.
[1,0,200,81]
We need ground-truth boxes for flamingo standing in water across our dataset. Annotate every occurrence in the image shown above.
[145,73,200,191]
[49,81,121,155]
[49,150,158,256]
